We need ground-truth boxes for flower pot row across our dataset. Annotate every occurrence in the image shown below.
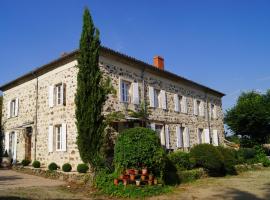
[114,178,158,186]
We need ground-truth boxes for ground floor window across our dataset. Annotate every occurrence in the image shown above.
[55,125,62,151]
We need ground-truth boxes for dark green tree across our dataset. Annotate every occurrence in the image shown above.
[225,91,270,145]
[75,8,111,170]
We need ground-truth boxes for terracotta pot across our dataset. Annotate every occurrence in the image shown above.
[136,180,140,186]
[1,157,11,168]
[130,174,135,181]
[149,174,154,181]
[141,175,146,181]
[154,179,158,185]
[134,169,139,175]
[124,175,129,180]
[123,179,128,186]
[148,180,153,185]
[142,168,147,175]
[119,174,124,180]
[114,179,118,185]
[128,169,135,175]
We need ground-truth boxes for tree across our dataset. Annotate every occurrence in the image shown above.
[225,91,270,144]
[0,95,3,158]
[75,8,111,170]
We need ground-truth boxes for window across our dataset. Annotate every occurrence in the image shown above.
[198,128,204,144]
[55,125,62,151]
[210,104,216,119]
[121,80,131,102]
[10,99,16,117]
[196,100,200,116]
[48,83,66,108]
[55,84,62,105]
[154,89,160,108]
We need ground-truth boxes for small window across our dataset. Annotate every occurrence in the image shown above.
[198,128,204,144]
[55,125,62,151]
[121,80,131,102]
[10,99,16,117]
[154,89,160,108]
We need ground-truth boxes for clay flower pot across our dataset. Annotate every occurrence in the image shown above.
[128,169,135,175]
[130,174,135,181]
[114,179,118,186]
[136,180,140,186]
[119,174,124,180]
[142,168,147,175]
[134,169,139,175]
[123,179,128,186]
[148,180,153,185]
[149,174,154,181]
[154,178,158,185]
[141,175,146,181]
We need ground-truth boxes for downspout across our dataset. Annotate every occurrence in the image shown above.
[31,71,38,161]
[141,66,146,127]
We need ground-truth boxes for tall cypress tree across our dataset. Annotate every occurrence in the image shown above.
[75,8,110,169]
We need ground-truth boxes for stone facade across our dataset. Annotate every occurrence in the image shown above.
[1,48,225,168]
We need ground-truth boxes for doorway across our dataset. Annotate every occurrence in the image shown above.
[25,127,32,160]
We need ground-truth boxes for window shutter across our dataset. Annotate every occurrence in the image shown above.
[214,105,217,119]
[13,132,17,163]
[165,125,170,149]
[132,82,139,104]
[213,130,219,146]
[182,96,187,113]
[149,86,154,107]
[48,85,54,108]
[161,90,167,110]
[118,78,123,102]
[193,99,198,115]
[7,100,11,118]
[48,125,53,153]
[160,126,166,146]
[5,132,9,152]
[200,102,204,116]
[204,129,210,144]
[150,123,155,131]
[60,83,66,106]
[184,128,190,148]
[174,94,179,112]
[61,123,67,151]
[176,125,183,148]
[15,98,19,116]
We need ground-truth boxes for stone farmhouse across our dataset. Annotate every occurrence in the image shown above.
[0,46,225,168]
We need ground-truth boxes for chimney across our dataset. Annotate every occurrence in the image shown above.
[153,56,164,70]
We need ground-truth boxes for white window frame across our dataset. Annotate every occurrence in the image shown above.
[55,124,63,151]
[121,80,131,103]
[55,84,62,106]
[10,99,16,117]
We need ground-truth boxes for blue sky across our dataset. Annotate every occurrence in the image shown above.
[1,0,270,111]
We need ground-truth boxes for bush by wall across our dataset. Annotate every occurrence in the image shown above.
[167,151,193,170]
[217,146,237,175]
[190,144,224,176]
[77,163,89,173]
[177,168,207,183]
[62,163,72,172]
[32,160,41,168]
[21,159,31,166]
[48,162,58,171]
[114,127,166,176]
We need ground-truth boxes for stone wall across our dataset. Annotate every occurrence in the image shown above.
[2,54,224,168]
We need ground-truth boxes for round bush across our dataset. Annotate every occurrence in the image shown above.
[77,163,89,173]
[32,160,41,168]
[217,146,237,174]
[48,162,58,171]
[62,163,72,172]
[190,144,223,175]
[114,127,166,175]
[238,148,256,160]
[168,151,193,170]
[21,159,31,166]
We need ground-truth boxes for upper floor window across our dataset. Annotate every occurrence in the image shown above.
[194,98,204,116]
[174,94,188,113]
[48,83,66,108]
[7,98,19,118]
[210,104,217,119]
[149,86,167,109]
[154,89,160,108]
[121,80,131,103]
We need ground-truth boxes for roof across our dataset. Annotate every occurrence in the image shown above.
[0,46,225,97]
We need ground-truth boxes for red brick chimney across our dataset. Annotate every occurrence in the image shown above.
[153,56,164,70]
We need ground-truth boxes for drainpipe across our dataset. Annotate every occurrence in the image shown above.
[141,66,146,126]
[31,71,38,161]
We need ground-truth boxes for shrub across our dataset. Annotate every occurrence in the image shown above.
[177,168,206,183]
[48,162,58,171]
[236,148,257,164]
[217,146,237,174]
[62,163,72,172]
[190,144,224,176]
[253,145,270,167]
[168,151,193,170]
[21,159,31,166]
[77,163,89,173]
[114,127,166,176]
[32,160,40,168]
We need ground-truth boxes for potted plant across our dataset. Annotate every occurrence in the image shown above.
[134,169,139,175]
[142,167,147,175]
[130,174,135,181]
[119,174,124,180]
[135,179,140,186]
[1,150,11,168]
[148,180,153,185]
[114,178,118,185]
[123,179,128,186]
[154,178,158,185]
[149,173,154,181]
[141,175,146,181]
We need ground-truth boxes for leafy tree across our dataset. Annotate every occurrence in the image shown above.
[225,91,270,144]
[75,8,111,170]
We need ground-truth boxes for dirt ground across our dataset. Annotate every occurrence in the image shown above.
[1,168,270,200]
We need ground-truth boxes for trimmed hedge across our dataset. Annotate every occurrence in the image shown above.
[48,162,58,171]
[62,163,72,172]
[77,163,89,173]
[32,160,40,168]
[21,159,31,166]
[190,144,224,176]
[114,127,166,176]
